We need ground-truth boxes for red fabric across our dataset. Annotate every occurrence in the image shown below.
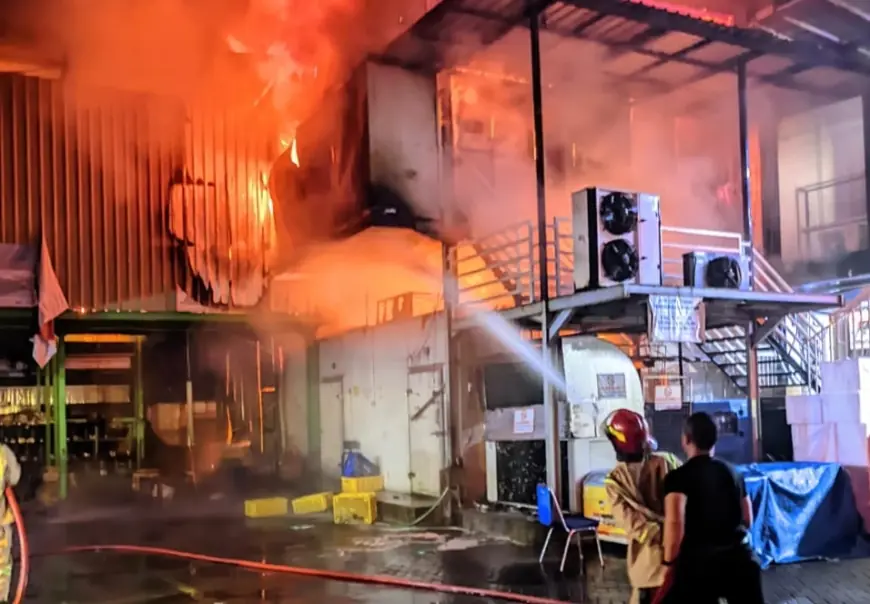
[651,566,676,604]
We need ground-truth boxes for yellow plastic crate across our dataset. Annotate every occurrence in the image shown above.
[341,475,385,493]
[333,492,377,525]
[291,492,333,515]
[244,497,289,518]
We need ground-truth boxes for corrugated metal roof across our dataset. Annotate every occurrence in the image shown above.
[755,0,870,53]
[379,0,870,104]
[0,73,282,313]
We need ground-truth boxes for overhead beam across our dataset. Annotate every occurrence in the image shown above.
[564,0,870,76]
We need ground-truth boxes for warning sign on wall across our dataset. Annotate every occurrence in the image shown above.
[596,373,627,399]
[648,295,704,343]
[512,408,536,435]
[653,384,683,411]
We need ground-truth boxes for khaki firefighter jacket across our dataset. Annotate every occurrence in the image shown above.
[604,452,681,589]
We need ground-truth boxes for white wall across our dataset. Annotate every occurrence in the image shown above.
[281,336,310,456]
[778,96,866,265]
[317,312,449,496]
[367,62,442,222]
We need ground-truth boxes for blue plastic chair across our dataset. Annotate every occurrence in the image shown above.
[536,483,604,572]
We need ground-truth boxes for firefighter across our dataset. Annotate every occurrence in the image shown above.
[0,443,20,603]
[656,412,764,603]
[602,409,680,604]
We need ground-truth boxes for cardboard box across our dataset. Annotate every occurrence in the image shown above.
[821,391,870,424]
[821,359,870,393]
[791,423,837,463]
[835,423,870,467]
[786,394,823,425]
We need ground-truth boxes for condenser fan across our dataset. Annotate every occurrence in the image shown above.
[706,256,743,289]
[599,192,637,235]
[600,239,639,282]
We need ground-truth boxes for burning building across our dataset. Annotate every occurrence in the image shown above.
[0,0,865,513]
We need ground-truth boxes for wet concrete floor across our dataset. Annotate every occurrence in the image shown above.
[23,513,621,603]
[19,511,870,603]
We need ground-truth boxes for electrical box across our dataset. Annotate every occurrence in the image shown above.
[572,187,662,290]
[682,252,751,290]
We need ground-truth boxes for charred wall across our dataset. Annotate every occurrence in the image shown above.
[288,60,453,244]
[0,73,182,310]
[0,73,279,311]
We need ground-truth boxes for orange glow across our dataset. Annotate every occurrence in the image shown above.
[749,125,763,249]
[630,0,735,26]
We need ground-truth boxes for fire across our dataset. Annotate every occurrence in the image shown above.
[277,132,300,167]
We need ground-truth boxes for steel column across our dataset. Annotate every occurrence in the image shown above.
[42,366,52,467]
[134,337,145,468]
[738,60,762,461]
[53,339,68,499]
[861,93,870,227]
[530,8,561,498]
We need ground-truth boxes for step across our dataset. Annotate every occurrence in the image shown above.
[376,491,446,526]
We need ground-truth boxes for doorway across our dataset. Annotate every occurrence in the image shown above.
[407,367,445,496]
[318,378,344,480]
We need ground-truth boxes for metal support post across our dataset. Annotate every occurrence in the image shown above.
[862,92,870,225]
[530,8,560,498]
[40,367,52,467]
[53,339,68,499]
[134,337,145,468]
[256,341,264,454]
[185,331,195,449]
[184,331,196,485]
[738,60,762,460]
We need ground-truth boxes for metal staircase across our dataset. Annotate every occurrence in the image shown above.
[454,217,827,394]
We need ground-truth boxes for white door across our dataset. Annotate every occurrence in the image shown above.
[319,379,344,479]
[407,368,445,496]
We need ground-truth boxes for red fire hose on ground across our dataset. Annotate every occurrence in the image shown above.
[7,488,28,604]
[5,488,573,604]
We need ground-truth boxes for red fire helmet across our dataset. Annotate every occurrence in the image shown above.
[603,409,658,457]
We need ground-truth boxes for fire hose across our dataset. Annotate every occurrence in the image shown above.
[5,487,573,604]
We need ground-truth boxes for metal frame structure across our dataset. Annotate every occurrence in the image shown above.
[380,0,863,496]
[0,307,308,500]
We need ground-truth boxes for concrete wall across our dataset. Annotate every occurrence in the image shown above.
[316,312,449,496]
[778,96,866,267]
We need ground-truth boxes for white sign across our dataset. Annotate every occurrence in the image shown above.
[654,384,683,410]
[569,403,597,438]
[596,373,627,399]
[648,295,704,344]
[512,408,535,435]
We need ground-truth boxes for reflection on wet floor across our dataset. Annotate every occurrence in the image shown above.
[30,553,568,603]
[24,516,617,603]
[17,511,870,603]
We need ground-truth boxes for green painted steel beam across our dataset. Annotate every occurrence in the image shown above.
[134,338,145,469]
[0,308,313,331]
[62,310,310,325]
[53,340,68,500]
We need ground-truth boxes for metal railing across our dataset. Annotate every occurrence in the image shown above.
[454,216,826,390]
[825,300,870,361]
[796,173,867,262]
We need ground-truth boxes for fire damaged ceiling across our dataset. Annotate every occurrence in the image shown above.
[754,0,870,54]
[379,0,870,113]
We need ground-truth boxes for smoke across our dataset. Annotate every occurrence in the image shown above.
[450,28,748,240]
[3,1,784,331]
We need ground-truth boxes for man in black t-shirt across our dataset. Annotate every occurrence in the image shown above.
[654,412,764,604]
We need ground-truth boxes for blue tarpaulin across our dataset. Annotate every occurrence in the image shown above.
[737,462,870,568]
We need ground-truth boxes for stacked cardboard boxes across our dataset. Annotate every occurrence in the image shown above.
[786,358,870,528]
